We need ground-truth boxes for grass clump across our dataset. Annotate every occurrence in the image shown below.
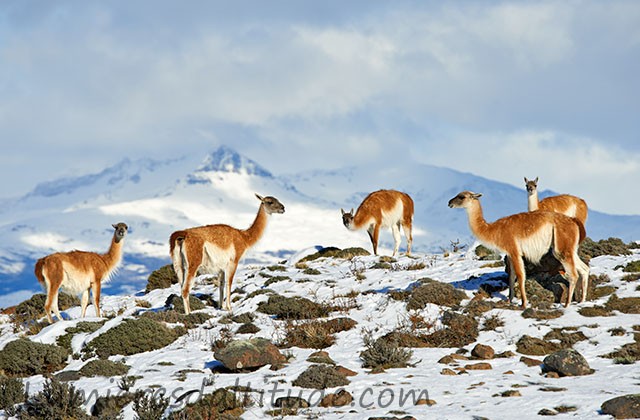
[91,393,136,418]
[13,293,79,324]
[481,313,505,331]
[78,359,130,377]
[20,378,89,420]
[299,247,370,263]
[281,318,357,349]
[406,278,467,310]
[145,264,179,292]
[579,237,632,261]
[0,339,68,377]
[475,245,502,261]
[0,376,25,416]
[516,335,561,356]
[86,317,185,359]
[141,309,212,329]
[360,331,413,371]
[257,295,330,320]
[56,320,106,351]
[623,260,640,273]
[133,391,169,420]
[425,311,479,348]
[579,306,613,317]
[292,364,350,389]
[168,388,248,419]
[605,294,640,314]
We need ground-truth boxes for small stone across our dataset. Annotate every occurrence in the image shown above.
[538,408,557,416]
[496,350,516,358]
[274,397,310,409]
[320,389,353,407]
[415,398,436,406]
[503,370,514,375]
[441,368,457,375]
[545,372,560,379]
[307,351,335,365]
[335,365,358,377]
[497,390,521,397]
[437,355,457,364]
[465,363,492,370]
[450,353,469,360]
[471,344,495,360]
[520,356,543,367]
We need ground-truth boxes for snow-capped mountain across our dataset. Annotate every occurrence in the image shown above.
[1,146,639,308]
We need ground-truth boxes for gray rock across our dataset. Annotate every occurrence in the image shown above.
[214,338,286,371]
[542,349,593,377]
[601,394,640,419]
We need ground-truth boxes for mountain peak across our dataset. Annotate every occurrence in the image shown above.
[194,146,273,178]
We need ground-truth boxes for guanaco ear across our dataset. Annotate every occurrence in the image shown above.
[472,193,483,199]
[534,176,539,183]
[112,224,117,229]
[255,193,264,202]
[341,208,345,215]
[524,177,528,183]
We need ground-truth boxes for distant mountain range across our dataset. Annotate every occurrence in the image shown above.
[1,145,638,307]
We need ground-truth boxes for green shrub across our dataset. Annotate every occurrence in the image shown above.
[236,323,260,334]
[145,264,179,293]
[605,294,640,314]
[13,293,80,324]
[141,309,212,329]
[280,318,356,349]
[292,364,350,389]
[56,321,106,351]
[360,331,413,371]
[78,359,130,377]
[475,245,502,260]
[167,388,247,419]
[133,390,169,420]
[579,237,632,261]
[86,318,185,359]
[623,260,640,273]
[423,311,479,348]
[257,295,330,320]
[0,376,25,416]
[91,393,136,418]
[406,278,467,310]
[20,378,88,420]
[165,294,206,313]
[0,339,68,377]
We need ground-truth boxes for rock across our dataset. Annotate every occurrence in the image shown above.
[465,363,492,370]
[441,368,457,375]
[307,351,335,365]
[503,370,514,375]
[538,408,557,416]
[214,338,286,371]
[320,389,353,407]
[274,397,310,409]
[542,349,594,377]
[496,351,516,358]
[496,390,521,397]
[471,344,495,360]
[545,372,560,379]
[335,365,357,377]
[601,394,640,419]
[415,398,436,406]
[437,355,457,364]
[520,356,543,367]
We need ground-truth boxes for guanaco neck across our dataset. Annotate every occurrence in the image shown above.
[101,236,124,271]
[527,190,539,211]
[465,200,492,243]
[242,204,269,248]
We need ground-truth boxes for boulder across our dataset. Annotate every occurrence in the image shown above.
[542,349,593,377]
[320,389,353,407]
[471,344,495,360]
[601,394,640,419]
[214,338,286,371]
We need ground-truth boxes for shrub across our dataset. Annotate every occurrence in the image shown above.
[20,378,88,420]
[141,309,212,329]
[406,278,467,310]
[481,313,505,331]
[133,390,169,420]
[145,264,179,292]
[167,388,247,419]
[91,393,136,418]
[578,306,613,317]
[257,295,330,320]
[299,247,370,263]
[56,321,106,351]
[86,318,185,359]
[13,293,80,324]
[423,311,479,348]
[0,339,68,377]
[475,245,502,261]
[236,323,260,334]
[579,237,632,261]
[292,364,350,389]
[0,376,25,416]
[623,260,640,273]
[78,359,130,377]
[165,294,206,313]
[360,331,413,370]
[605,294,640,314]
[281,318,357,349]
[516,335,561,355]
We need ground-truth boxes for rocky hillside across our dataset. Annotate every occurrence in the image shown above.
[0,240,639,419]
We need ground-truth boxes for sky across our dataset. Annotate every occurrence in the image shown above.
[1,0,639,215]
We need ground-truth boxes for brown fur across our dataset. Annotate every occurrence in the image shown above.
[449,191,589,308]
[34,223,128,323]
[170,194,284,314]
[341,189,414,256]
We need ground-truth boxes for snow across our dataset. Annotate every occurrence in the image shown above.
[1,246,639,419]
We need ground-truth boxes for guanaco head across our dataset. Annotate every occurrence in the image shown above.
[255,194,285,215]
[524,177,539,195]
[112,223,129,243]
[448,191,482,208]
[340,208,355,230]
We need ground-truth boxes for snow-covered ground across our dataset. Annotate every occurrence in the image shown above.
[1,244,639,419]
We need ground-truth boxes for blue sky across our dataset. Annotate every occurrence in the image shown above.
[1,1,639,214]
